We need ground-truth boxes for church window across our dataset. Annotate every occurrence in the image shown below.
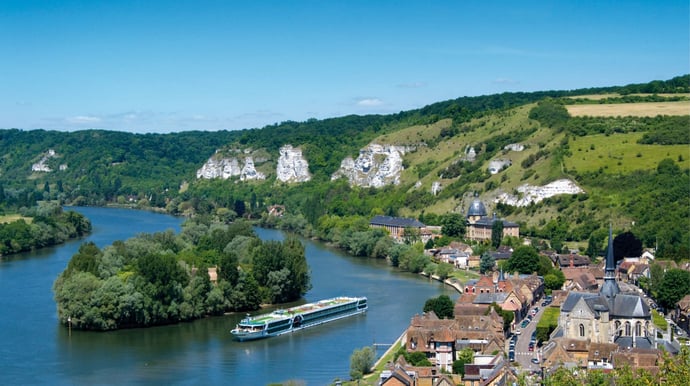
[579,324,585,337]
[615,321,622,336]
[625,322,631,336]
[635,322,642,336]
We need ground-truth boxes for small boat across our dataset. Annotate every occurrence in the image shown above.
[230,296,367,341]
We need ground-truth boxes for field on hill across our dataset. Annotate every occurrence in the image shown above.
[566,101,690,117]
[0,214,32,224]
[566,133,690,174]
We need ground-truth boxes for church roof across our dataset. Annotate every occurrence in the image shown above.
[561,292,600,313]
[467,199,488,217]
[611,294,651,318]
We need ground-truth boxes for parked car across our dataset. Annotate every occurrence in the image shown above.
[529,342,535,351]
[509,352,515,362]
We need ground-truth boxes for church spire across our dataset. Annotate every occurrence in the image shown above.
[600,224,620,299]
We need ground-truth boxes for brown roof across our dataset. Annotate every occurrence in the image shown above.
[588,342,618,362]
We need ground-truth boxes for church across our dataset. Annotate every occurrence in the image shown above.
[557,227,654,348]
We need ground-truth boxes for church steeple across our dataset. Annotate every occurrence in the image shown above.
[600,224,620,299]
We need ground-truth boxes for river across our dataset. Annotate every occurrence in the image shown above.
[0,207,455,385]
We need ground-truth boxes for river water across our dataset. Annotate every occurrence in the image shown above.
[0,207,454,385]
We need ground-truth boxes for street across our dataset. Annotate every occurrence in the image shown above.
[510,303,547,373]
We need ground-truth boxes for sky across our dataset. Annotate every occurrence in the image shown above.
[1,0,688,134]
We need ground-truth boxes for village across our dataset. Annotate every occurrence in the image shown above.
[367,198,690,386]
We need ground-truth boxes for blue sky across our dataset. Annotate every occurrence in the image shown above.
[1,0,688,133]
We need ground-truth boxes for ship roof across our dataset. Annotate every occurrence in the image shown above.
[239,296,363,325]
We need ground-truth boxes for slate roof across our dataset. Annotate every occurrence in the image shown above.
[473,292,509,304]
[370,215,425,228]
[472,217,518,228]
[561,292,600,313]
[467,199,488,217]
[613,336,654,350]
[611,293,650,318]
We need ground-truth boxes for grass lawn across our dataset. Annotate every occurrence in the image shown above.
[652,309,667,331]
[566,132,690,174]
[0,214,32,224]
[448,269,481,283]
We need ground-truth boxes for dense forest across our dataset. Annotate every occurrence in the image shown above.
[52,219,311,330]
[1,75,688,261]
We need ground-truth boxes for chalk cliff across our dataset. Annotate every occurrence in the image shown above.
[331,144,405,188]
[276,145,311,183]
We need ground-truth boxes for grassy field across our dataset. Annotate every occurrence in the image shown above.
[0,214,32,224]
[566,101,690,117]
[565,132,690,174]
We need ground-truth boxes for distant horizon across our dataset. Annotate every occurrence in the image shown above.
[2,1,688,133]
[1,73,687,135]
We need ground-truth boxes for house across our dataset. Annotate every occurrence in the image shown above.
[490,246,513,261]
[370,215,426,242]
[379,357,460,386]
[434,247,470,268]
[673,294,690,333]
[465,198,519,242]
[553,253,591,268]
[561,267,598,291]
[587,342,618,370]
[461,354,517,386]
[405,312,457,372]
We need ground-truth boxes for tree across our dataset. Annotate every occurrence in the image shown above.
[657,269,690,310]
[423,294,454,319]
[544,270,565,291]
[441,213,465,237]
[479,251,495,274]
[613,231,643,263]
[505,245,540,274]
[435,262,454,280]
[491,220,503,248]
[402,227,421,244]
[453,348,474,376]
[349,346,375,380]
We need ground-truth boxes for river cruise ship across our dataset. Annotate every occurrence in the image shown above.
[230,296,368,341]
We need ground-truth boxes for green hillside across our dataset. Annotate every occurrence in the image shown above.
[1,75,688,258]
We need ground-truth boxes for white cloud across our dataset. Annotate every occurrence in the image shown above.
[66,115,102,124]
[356,98,384,107]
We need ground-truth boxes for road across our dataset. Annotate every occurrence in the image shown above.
[511,304,547,373]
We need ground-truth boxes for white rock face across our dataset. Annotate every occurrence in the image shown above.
[197,152,265,180]
[463,146,476,162]
[196,156,241,179]
[504,143,525,152]
[331,144,406,188]
[495,179,585,207]
[240,157,266,181]
[31,149,58,172]
[276,145,311,183]
[488,159,512,174]
[431,181,442,195]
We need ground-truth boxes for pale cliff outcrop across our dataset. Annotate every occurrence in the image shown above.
[331,144,406,188]
[196,151,266,181]
[32,149,66,172]
[276,145,311,183]
[495,179,585,207]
